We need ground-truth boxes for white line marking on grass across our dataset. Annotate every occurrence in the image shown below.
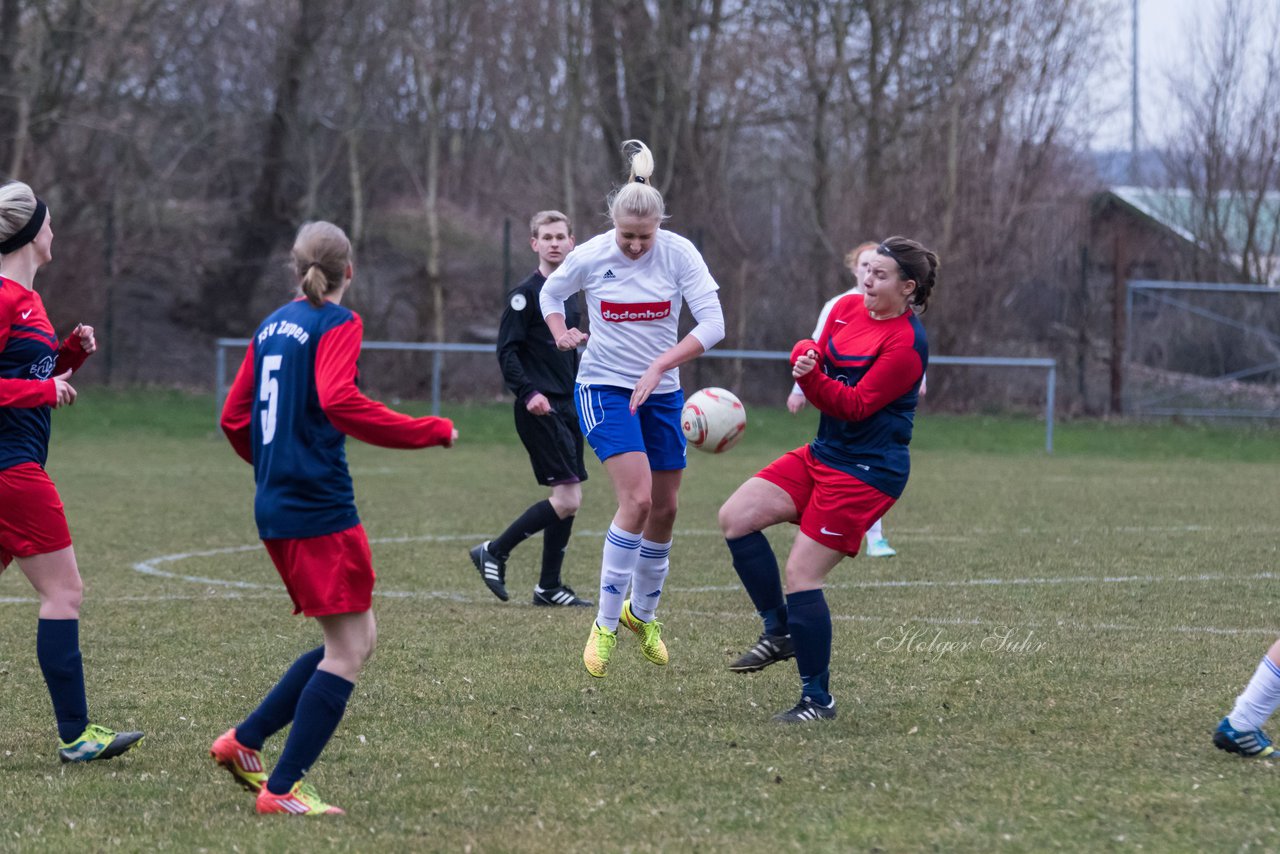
[109,531,1280,638]
[678,571,1280,595]
[128,531,722,590]
[674,608,1279,637]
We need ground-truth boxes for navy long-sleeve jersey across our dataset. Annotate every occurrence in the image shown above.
[221,298,453,540]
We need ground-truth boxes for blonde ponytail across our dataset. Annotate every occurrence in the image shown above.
[291,222,351,306]
[607,139,666,223]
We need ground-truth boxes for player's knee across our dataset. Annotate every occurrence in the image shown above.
[620,491,652,521]
[49,576,84,616]
[718,498,751,539]
[784,565,825,592]
[649,501,677,532]
[551,489,581,517]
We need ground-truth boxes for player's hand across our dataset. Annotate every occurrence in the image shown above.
[791,350,818,379]
[73,323,96,355]
[786,392,807,413]
[51,370,77,407]
[555,327,588,351]
[444,428,458,448]
[526,392,551,416]
[629,364,663,414]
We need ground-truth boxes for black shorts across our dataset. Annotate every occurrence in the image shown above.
[514,395,588,486]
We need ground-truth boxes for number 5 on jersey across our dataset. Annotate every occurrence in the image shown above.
[259,355,283,444]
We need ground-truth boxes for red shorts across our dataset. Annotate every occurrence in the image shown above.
[756,446,896,557]
[0,462,73,567]
[263,524,375,617]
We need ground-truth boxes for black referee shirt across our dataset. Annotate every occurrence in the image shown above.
[497,271,582,403]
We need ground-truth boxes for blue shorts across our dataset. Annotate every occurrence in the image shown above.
[574,384,686,470]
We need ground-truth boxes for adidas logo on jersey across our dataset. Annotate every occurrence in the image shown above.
[602,269,617,280]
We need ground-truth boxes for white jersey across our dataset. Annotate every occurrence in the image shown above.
[540,229,723,393]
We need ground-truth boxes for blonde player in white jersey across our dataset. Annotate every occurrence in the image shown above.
[541,139,725,678]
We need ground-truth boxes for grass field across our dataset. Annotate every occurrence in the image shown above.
[3,391,1280,852]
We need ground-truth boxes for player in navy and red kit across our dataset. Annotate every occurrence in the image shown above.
[0,181,145,763]
[719,235,938,723]
[211,221,456,815]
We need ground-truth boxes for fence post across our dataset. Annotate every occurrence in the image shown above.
[1046,364,1056,454]
[214,341,227,424]
[431,351,443,416]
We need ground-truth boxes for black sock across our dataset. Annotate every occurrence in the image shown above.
[236,646,324,750]
[266,670,354,795]
[491,500,560,560]
[539,514,576,589]
[37,619,89,742]
[786,589,833,705]
[726,532,787,635]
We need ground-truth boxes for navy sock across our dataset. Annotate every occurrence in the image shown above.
[786,589,833,706]
[491,500,560,560]
[266,669,355,795]
[726,532,787,635]
[539,513,575,589]
[236,646,324,750]
[37,619,89,742]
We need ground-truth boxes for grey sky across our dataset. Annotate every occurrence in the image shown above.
[1090,0,1198,150]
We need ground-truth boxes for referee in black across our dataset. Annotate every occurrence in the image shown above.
[470,211,591,606]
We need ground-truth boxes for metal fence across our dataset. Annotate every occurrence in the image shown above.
[1125,280,1280,418]
[216,339,1057,452]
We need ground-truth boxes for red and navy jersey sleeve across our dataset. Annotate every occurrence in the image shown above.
[228,300,454,540]
[0,280,61,470]
[796,299,926,422]
[220,340,257,464]
[795,296,927,498]
[314,314,454,448]
[54,334,90,376]
[0,282,56,411]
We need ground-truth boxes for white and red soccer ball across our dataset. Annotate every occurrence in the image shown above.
[681,387,746,454]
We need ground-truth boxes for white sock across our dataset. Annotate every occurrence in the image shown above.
[596,524,641,630]
[1229,655,1280,731]
[629,538,672,622]
[866,517,884,542]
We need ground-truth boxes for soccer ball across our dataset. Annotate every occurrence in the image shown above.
[681,387,746,454]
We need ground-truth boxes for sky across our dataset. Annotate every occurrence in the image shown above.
[1089,0,1200,152]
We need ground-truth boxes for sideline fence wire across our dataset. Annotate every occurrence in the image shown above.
[215,339,1057,452]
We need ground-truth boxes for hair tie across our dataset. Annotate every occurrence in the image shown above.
[634,176,646,184]
[0,199,47,255]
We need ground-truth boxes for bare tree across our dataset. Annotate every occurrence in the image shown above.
[184,0,338,334]
[1162,0,1280,285]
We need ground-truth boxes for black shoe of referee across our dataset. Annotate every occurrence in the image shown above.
[469,541,509,601]
[532,585,592,607]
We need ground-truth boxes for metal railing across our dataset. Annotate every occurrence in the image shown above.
[1125,280,1280,418]
[216,339,1057,452]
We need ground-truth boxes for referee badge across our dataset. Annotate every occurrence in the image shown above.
[510,293,527,311]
